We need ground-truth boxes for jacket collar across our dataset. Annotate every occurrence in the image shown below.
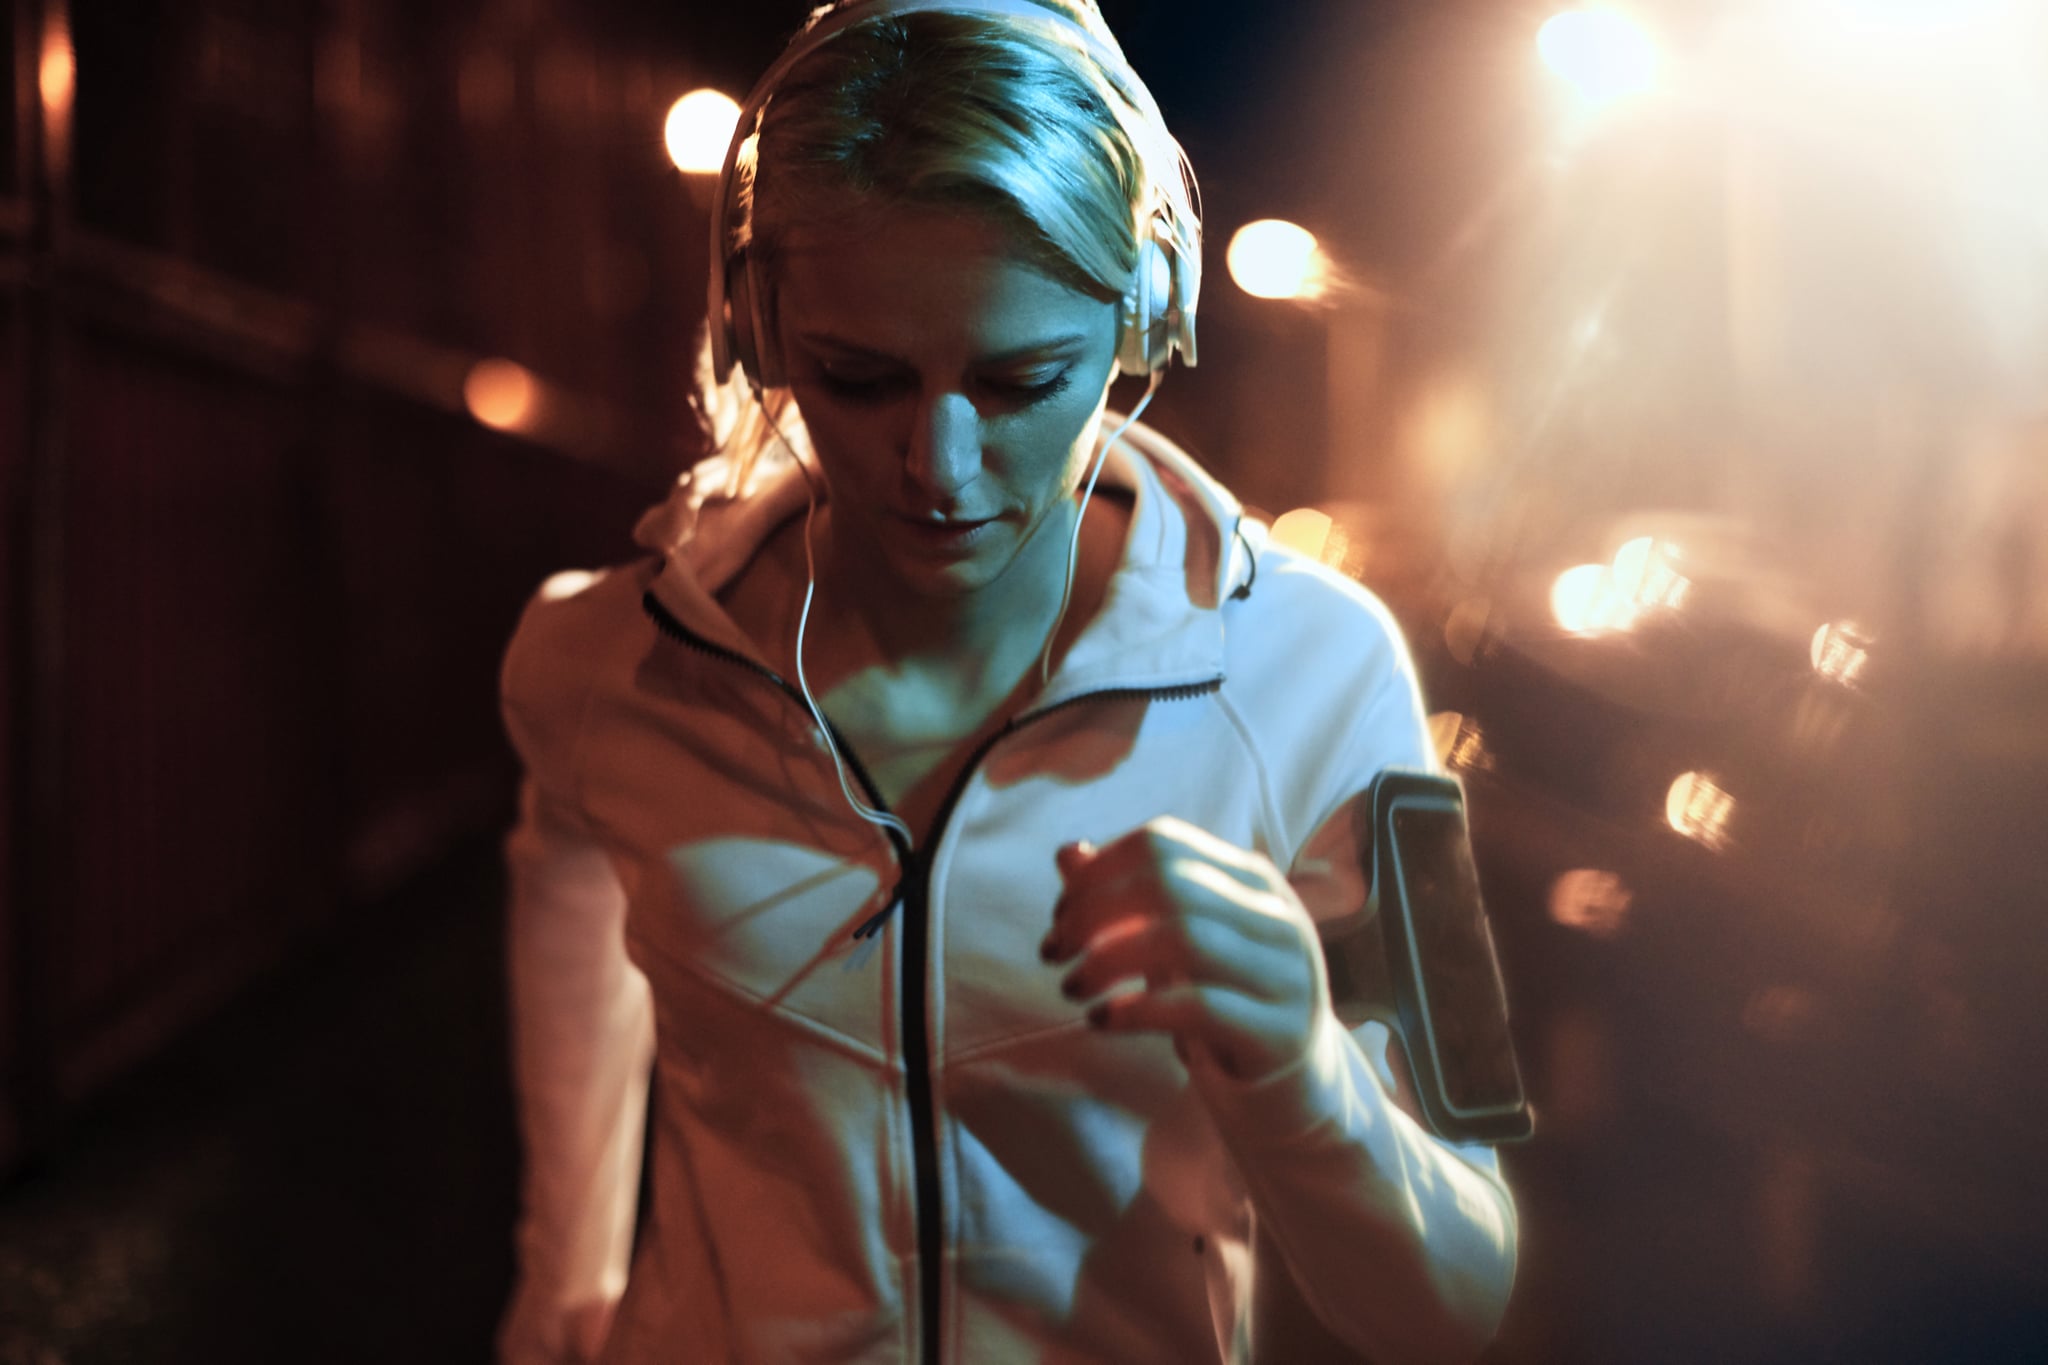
[636,418,1251,703]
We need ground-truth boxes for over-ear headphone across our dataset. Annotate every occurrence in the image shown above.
[707,0,1200,392]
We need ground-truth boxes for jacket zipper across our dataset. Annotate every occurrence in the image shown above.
[642,588,1221,1364]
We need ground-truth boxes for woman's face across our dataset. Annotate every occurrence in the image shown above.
[771,206,1123,604]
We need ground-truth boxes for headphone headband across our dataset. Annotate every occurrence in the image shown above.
[706,0,1200,389]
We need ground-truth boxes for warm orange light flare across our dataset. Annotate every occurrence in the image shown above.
[665,89,742,175]
[464,359,540,432]
[1227,220,1324,301]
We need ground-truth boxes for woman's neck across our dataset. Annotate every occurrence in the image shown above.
[819,500,1079,695]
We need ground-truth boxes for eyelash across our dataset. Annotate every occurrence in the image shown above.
[814,369,1074,406]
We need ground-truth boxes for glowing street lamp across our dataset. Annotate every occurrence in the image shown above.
[665,89,742,175]
[1538,9,1659,110]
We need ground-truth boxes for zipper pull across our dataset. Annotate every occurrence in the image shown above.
[852,885,901,942]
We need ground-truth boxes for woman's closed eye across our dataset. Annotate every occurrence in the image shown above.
[809,359,915,403]
[979,369,1073,405]
[811,364,1073,408]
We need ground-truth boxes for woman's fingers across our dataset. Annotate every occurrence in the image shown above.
[1083,981,1301,1081]
[1045,820,1299,966]
[1038,816,1327,1083]
[1068,816,1276,897]
[1056,908,1293,1004]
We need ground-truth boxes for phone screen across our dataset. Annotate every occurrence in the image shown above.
[1388,801,1524,1119]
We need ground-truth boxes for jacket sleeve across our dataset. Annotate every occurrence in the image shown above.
[496,591,656,1365]
[1194,586,1518,1365]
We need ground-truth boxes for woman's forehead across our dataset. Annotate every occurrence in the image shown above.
[774,208,1114,357]
[775,204,1024,275]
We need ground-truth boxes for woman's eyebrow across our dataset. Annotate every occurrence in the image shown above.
[794,331,1094,364]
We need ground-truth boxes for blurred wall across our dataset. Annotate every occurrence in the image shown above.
[1,0,704,1172]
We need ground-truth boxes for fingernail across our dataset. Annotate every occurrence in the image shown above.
[1060,974,1085,1000]
[1039,935,1059,963]
[1086,1003,1110,1029]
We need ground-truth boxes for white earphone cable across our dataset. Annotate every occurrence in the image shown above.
[1039,370,1163,688]
[759,393,916,846]
[761,372,1160,842]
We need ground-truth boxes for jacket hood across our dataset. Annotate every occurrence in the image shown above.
[634,416,1257,706]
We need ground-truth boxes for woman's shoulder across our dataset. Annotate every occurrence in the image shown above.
[499,560,655,752]
[1227,532,1414,676]
[1220,536,1435,822]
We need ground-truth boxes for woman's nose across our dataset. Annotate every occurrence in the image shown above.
[903,391,981,501]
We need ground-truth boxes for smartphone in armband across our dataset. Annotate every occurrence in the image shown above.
[1319,768,1533,1145]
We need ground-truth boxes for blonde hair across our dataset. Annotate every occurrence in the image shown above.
[700,0,1189,481]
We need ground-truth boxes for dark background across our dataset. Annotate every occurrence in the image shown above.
[4,1,2045,1361]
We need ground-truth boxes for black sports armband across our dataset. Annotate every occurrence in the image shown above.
[1318,769,1533,1144]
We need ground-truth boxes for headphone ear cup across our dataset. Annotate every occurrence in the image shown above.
[1116,235,1176,376]
[1114,252,1148,377]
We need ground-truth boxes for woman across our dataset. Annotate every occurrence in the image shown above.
[497,3,1517,1362]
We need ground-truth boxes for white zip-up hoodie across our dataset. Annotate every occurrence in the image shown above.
[496,425,1517,1365]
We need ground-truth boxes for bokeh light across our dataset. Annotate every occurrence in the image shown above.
[540,570,601,603]
[1666,771,1736,850]
[1549,869,1635,937]
[1810,620,1874,685]
[1227,219,1324,301]
[1428,711,1493,772]
[665,89,742,175]
[39,15,73,119]
[1551,563,1620,633]
[1270,507,1334,560]
[1610,535,1690,612]
[1550,538,1691,634]
[463,358,540,433]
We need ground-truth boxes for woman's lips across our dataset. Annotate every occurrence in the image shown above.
[895,515,997,553]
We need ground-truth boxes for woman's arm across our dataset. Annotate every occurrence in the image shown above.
[1194,980,1517,1365]
[497,776,655,1365]
[1045,819,1516,1364]
[495,577,656,1365]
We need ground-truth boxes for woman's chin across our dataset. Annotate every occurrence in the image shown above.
[833,506,1073,608]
